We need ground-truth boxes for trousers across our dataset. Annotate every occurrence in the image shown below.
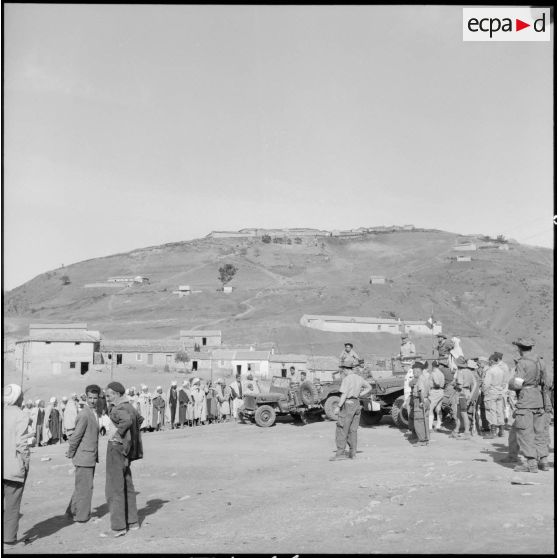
[105,442,138,531]
[335,399,361,455]
[67,466,95,522]
[428,389,444,429]
[410,397,429,442]
[3,478,26,543]
[514,407,548,461]
[485,396,505,426]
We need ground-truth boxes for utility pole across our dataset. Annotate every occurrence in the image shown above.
[20,343,26,390]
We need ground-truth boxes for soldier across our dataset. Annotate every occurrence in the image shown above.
[509,337,549,473]
[450,357,477,439]
[339,342,361,371]
[409,361,430,446]
[400,334,416,359]
[428,360,445,431]
[475,357,491,433]
[436,333,455,377]
[330,351,372,461]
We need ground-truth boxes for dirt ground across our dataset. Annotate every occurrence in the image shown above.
[5,416,555,555]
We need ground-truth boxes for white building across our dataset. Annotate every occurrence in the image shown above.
[15,323,101,377]
[300,314,442,336]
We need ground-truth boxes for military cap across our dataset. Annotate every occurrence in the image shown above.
[344,342,353,348]
[437,333,447,339]
[455,356,468,368]
[412,360,426,369]
[401,334,409,340]
[493,352,503,360]
[512,337,535,348]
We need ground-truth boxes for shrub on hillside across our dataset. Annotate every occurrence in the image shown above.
[61,275,71,285]
[262,234,271,244]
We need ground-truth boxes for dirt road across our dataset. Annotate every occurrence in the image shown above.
[6,417,554,555]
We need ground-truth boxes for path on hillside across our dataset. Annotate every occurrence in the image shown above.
[192,291,265,330]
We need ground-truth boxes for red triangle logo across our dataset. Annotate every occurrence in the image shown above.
[516,19,530,31]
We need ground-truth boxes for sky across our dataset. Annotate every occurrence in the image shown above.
[3,5,555,290]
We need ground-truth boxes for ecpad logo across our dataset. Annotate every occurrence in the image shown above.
[463,8,550,41]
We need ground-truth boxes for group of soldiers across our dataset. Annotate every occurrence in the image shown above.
[403,333,553,471]
[330,335,553,473]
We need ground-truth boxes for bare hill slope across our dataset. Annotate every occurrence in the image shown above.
[4,230,554,365]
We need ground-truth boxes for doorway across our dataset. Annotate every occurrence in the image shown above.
[116,354,122,365]
[80,362,89,375]
[192,361,198,371]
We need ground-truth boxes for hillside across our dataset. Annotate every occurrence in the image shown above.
[3,229,554,368]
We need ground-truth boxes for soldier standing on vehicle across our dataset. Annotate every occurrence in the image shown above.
[436,334,455,374]
[330,344,372,461]
[400,334,416,360]
[339,342,361,371]
[509,337,549,473]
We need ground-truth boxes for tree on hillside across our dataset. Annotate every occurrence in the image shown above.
[61,275,71,285]
[495,234,507,243]
[262,234,271,244]
[218,263,238,287]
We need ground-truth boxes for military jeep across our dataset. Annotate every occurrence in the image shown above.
[239,376,323,427]
[317,358,408,427]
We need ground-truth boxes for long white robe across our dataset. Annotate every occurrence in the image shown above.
[137,392,153,429]
[190,386,207,422]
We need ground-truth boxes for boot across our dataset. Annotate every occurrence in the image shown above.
[539,457,550,471]
[484,426,495,439]
[514,459,538,473]
[497,425,504,437]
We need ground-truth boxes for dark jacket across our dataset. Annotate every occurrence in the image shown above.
[109,400,143,461]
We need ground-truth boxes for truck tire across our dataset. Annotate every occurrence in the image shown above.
[360,410,383,426]
[254,405,276,427]
[324,395,340,421]
[391,395,409,429]
[299,380,319,406]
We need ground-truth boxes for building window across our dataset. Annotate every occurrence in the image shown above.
[202,337,207,346]
[45,341,51,345]
[70,362,76,369]
[107,353,112,360]
[221,360,225,366]
[75,342,81,346]
[247,363,253,371]
[136,354,142,361]
[377,325,381,330]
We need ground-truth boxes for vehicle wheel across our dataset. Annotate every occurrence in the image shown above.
[254,405,276,427]
[299,380,319,406]
[360,410,383,426]
[391,395,409,429]
[324,395,340,421]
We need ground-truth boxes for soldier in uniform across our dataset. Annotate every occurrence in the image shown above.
[339,342,361,371]
[409,361,430,446]
[330,348,372,461]
[450,356,477,439]
[436,333,455,376]
[400,335,416,360]
[509,337,549,473]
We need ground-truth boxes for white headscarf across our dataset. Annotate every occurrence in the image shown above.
[49,396,57,404]
[3,384,22,406]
